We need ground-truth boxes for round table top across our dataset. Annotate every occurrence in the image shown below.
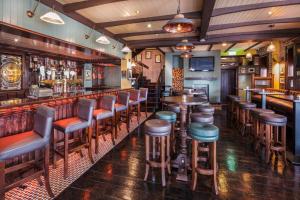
[161,95,207,106]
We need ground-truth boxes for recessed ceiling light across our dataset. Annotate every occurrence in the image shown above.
[147,24,152,28]
[268,11,273,15]
[222,42,227,47]
[14,38,19,42]
[135,10,140,14]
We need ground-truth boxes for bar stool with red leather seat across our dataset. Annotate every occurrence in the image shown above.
[114,91,130,139]
[0,106,55,199]
[139,88,149,117]
[93,95,116,151]
[129,89,141,127]
[258,113,287,164]
[53,98,95,178]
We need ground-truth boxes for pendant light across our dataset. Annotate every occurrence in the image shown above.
[180,51,192,59]
[40,7,65,25]
[267,41,276,52]
[96,36,110,44]
[246,52,252,59]
[27,0,40,18]
[175,39,194,51]
[121,45,132,53]
[163,0,193,33]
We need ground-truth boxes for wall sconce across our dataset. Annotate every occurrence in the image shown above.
[85,26,95,39]
[27,0,40,18]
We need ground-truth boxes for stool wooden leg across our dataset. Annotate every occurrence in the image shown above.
[145,100,148,117]
[166,135,171,175]
[265,124,271,163]
[171,123,176,154]
[144,135,150,181]
[213,142,218,195]
[88,126,94,164]
[114,111,118,139]
[101,120,107,142]
[161,136,166,187]
[282,126,287,164]
[152,137,156,160]
[44,145,54,198]
[191,140,198,191]
[126,109,130,133]
[137,103,141,124]
[53,129,57,169]
[0,161,5,200]
[64,133,69,179]
[95,120,99,154]
[110,118,115,145]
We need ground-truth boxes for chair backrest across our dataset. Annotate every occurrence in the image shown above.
[100,95,116,112]
[33,106,55,142]
[117,91,130,107]
[78,98,95,125]
[130,89,140,102]
[140,88,148,99]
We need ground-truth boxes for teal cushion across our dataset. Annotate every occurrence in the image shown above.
[189,123,219,142]
[156,111,176,122]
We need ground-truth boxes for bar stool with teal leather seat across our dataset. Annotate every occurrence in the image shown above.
[156,111,177,153]
[190,123,219,194]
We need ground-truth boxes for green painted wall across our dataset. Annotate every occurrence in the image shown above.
[0,0,124,58]
[165,51,221,103]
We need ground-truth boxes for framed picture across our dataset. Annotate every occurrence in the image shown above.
[248,67,255,73]
[121,70,127,79]
[145,51,152,59]
[240,67,246,74]
[280,64,285,74]
[280,77,285,84]
[155,55,161,63]
[136,54,142,62]
[84,69,92,80]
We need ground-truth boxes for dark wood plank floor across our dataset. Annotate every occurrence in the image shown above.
[56,109,300,200]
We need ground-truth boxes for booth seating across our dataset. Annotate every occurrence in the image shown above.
[238,102,256,136]
[139,88,149,117]
[249,108,274,150]
[258,113,287,164]
[114,91,130,138]
[144,119,171,187]
[189,123,219,194]
[156,111,177,153]
[53,98,95,178]
[129,90,141,129]
[93,95,116,150]
[0,106,55,199]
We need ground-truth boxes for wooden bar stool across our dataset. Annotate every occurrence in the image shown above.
[129,89,141,127]
[258,113,287,164]
[189,123,219,194]
[197,106,215,115]
[249,108,274,150]
[191,113,214,124]
[0,106,55,199]
[156,111,177,154]
[114,91,130,138]
[93,95,116,150]
[144,119,171,187]
[227,95,240,126]
[53,98,95,178]
[139,88,149,117]
[238,102,256,136]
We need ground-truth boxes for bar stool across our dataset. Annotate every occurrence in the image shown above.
[53,98,95,178]
[191,113,214,124]
[114,91,130,138]
[129,89,141,127]
[156,111,177,153]
[249,108,274,150]
[139,88,149,117]
[93,95,116,151]
[258,113,287,164]
[227,95,240,125]
[238,102,256,136]
[197,106,215,115]
[189,123,219,194]
[144,119,171,187]
[0,106,55,199]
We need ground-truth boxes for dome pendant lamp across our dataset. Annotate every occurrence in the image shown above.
[175,39,194,51]
[40,7,65,25]
[163,0,194,33]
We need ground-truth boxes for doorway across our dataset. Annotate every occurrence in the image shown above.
[221,69,237,103]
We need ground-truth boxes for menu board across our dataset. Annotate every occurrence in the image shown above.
[0,54,22,90]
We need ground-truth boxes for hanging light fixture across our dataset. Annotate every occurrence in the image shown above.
[96,36,110,44]
[27,0,40,18]
[180,51,192,59]
[267,41,276,52]
[175,39,194,51]
[163,0,193,33]
[246,52,252,59]
[40,7,65,25]
[121,45,132,53]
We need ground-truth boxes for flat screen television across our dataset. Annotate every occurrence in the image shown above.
[189,56,214,71]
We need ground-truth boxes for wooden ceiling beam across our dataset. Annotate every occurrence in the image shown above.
[96,11,201,28]
[200,0,216,40]
[224,43,237,52]
[212,0,300,17]
[244,42,262,52]
[116,30,165,38]
[208,17,300,31]
[63,0,127,12]
[157,47,165,55]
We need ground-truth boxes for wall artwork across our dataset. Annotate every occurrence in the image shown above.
[121,70,127,79]
[155,55,161,63]
[145,51,152,59]
[84,69,92,80]
[136,54,142,62]
[0,54,22,90]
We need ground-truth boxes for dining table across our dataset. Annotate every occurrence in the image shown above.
[161,95,208,182]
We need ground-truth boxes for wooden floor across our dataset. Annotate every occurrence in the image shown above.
[57,109,300,200]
